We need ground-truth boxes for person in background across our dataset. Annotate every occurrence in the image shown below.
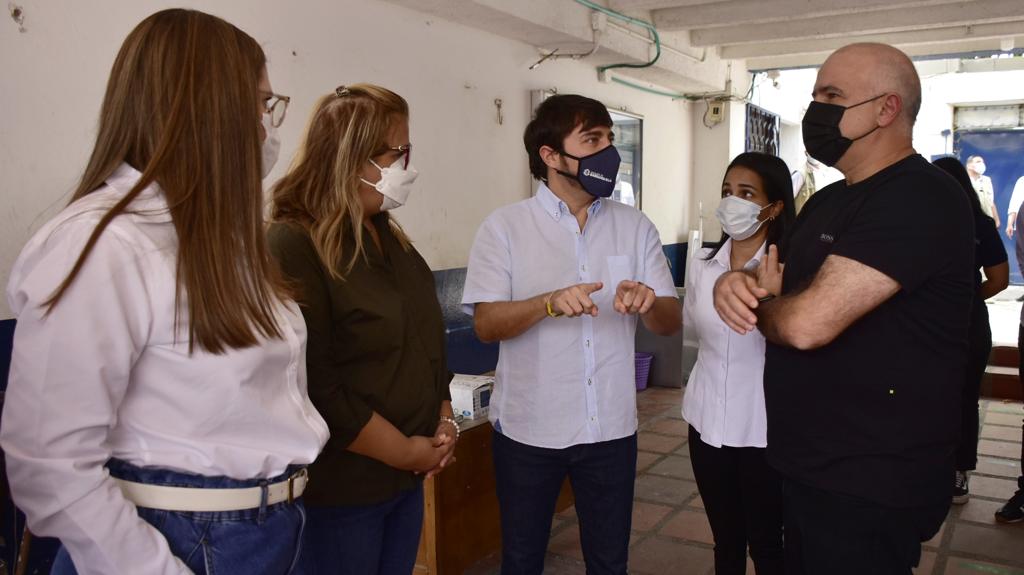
[933,156,1008,505]
[462,94,680,575]
[966,155,999,229]
[793,153,819,214]
[268,84,455,575]
[0,9,328,574]
[1004,175,1024,238]
[997,210,1024,523]
[683,152,795,575]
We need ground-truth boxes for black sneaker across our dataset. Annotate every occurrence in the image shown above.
[995,488,1024,523]
[952,470,969,505]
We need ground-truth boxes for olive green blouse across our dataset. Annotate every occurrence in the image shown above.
[268,215,452,506]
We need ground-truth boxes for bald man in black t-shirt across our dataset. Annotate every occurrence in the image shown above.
[714,43,974,574]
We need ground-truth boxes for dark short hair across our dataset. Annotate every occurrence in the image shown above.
[524,94,613,181]
[705,152,797,261]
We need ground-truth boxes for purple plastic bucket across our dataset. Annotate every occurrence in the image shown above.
[635,352,654,391]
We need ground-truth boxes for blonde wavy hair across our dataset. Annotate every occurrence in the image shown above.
[271,84,411,279]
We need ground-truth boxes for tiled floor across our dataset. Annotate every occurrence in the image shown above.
[466,387,1024,575]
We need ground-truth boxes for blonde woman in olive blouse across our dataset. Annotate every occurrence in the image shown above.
[268,84,456,575]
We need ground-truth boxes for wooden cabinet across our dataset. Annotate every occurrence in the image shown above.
[414,420,573,574]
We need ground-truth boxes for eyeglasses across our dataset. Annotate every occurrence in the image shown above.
[263,93,290,128]
[375,144,412,170]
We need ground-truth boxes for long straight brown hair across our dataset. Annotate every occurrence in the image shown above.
[271,84,411,280]
[44,8,289,354]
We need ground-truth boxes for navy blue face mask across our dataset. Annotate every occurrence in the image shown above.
[556,145,621,198]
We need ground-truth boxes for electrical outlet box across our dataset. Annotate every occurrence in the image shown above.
[708,102,724,122]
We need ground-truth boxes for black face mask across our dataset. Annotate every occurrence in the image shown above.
[802,94,885,167]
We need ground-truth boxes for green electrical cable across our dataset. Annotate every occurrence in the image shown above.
[572,0,661,72]
[610,76,688,100]
[572,0,737,102]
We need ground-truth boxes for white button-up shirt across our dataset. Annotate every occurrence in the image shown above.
[1,164,329,575]
[681,240,768,448]
[461,183,676,449]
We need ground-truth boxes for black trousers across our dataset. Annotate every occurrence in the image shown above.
[688,426,784,575]
[1015,324,1024,480]
[955,303,992,471]
[782,480,948,575]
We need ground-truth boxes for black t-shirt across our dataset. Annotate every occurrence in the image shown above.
[765,154,975,508]
[972,211,1007,290]
[969,212,1007,335]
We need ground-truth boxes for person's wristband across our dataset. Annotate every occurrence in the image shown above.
[438,416,460,441]
[544,291,563,318]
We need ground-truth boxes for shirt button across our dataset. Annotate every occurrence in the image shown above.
[587,378,593,386]
[586,339,591,347]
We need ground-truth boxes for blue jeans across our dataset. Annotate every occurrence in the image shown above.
[52,459,307,575]
[493,431,637,575]
[295,483,424,575]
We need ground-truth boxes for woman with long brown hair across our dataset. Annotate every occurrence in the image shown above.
[0,9,327,574]
[268,84,455,575]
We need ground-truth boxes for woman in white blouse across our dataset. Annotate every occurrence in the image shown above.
[682,152,795,575]
[0,9,328,574]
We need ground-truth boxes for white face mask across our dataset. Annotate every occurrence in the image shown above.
[715,195,770,241]
[972,163,986,176]
[360,156,419,211]
[261,114,281,179]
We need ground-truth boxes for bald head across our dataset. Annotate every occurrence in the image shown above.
[824,43,921,128]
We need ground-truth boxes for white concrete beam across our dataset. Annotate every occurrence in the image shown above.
[382,0,728,92]
[654,0,962,30]
[610,0,726,11]
[720,20,1024,59]
[688,0,1024,46]
[745,35,1024,71]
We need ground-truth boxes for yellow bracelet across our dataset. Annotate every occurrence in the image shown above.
[545,292,563,318]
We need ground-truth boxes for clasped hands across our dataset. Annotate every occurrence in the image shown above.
[414,418,459,479]
[545,279,655,318]
[713,244,783,335]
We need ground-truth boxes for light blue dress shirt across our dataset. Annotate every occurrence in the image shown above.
[461,183,677,449]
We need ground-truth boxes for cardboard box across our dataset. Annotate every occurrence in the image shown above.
[449,374,494,421]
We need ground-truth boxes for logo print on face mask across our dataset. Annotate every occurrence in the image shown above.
[582,168,613,183]
[557,145,621,198]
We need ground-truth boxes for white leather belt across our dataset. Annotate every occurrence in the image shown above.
[114,468,309,512]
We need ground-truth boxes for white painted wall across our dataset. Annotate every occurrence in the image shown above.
[688,99,746,243]
[0,0,695,318]
[915,69,1024,160]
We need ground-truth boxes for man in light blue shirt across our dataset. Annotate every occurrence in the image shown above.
[461,94,680,575]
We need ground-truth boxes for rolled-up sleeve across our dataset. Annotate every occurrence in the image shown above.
[461,216,512,315]
[268,224,373,450]
[1,220,192,575]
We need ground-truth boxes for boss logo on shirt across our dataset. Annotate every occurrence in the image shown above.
[819,233,835,244]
